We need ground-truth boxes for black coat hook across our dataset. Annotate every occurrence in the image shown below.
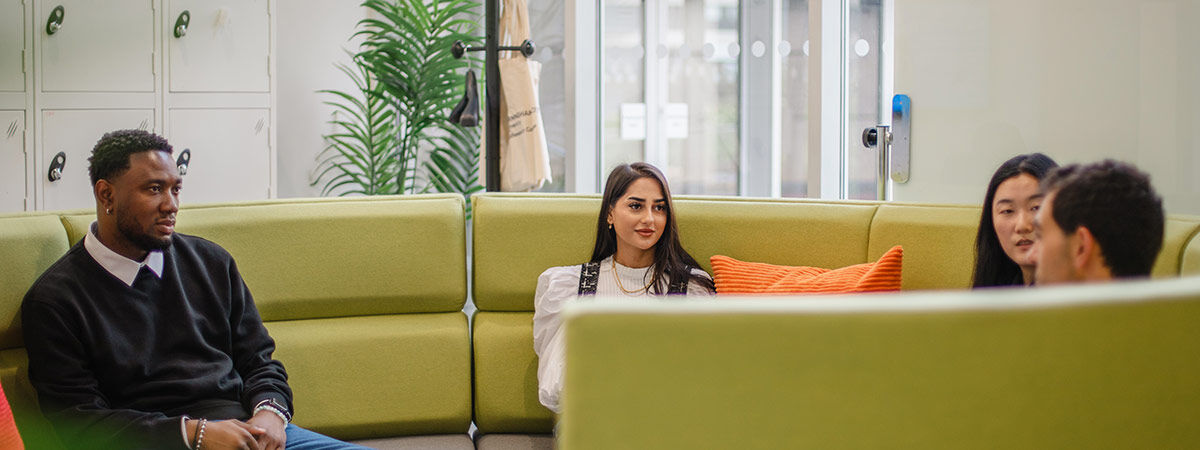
[452,39,535,59]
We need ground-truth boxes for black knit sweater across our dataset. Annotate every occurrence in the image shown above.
[21,233,291,449]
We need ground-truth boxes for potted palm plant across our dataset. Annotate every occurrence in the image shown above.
[314,0,483,212]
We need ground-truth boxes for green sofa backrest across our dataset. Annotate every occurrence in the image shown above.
[558,276,1200,449]
[1,195,472,443]
[60,196,468,320]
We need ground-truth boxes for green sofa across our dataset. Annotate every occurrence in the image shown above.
[468,193,1200,448]
[557,276,1200,449]
[2,192,1198,448]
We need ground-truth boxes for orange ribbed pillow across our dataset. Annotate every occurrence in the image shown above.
[711,245,903,294]
[0,381,23,449]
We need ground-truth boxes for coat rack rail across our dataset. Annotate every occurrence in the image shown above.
[451,39,535,59]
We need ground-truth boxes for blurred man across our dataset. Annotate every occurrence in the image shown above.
[1032,159,1164,284]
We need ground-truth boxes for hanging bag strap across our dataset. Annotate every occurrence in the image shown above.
[577,262,601,295]
[667,269,689,295]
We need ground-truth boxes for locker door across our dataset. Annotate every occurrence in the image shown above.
[168,0,270,92]
[0,112,25,212]
[41,109,155,211]
[37,0,154,92]
[168,108,270,204]
[0,0,23,92]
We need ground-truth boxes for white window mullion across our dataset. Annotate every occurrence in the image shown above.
[565,0,600,193]
[643,0,667,169]
[740,0,783,197]
[807,0,846,199]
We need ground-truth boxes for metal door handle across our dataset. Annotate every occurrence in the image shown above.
[174,11,190,38]
[862,94,913,200]
[862,125,891,200]
[46,5,65,35]
[176,149,191,175]
[48,152,66,182]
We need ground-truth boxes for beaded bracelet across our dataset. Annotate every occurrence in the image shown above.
[254,403,290,425]
[192,418,208,450]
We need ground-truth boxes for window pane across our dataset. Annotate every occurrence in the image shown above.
[780,0,810,197]
[529,1,566,192]
[846,0,882,199]
[601,0,646,174]
[665,0,739,195]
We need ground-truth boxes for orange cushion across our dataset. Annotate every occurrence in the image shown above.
[711,245,903,294]
[0,382,23,449]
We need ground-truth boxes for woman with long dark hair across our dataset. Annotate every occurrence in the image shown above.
[532,162,715,412]
[972,153,1059,287]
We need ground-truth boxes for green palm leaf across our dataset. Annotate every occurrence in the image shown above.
[316,0,484,203]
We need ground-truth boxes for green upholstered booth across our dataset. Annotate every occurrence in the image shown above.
[3,192,1199,449]
[558,276,1200,449]
[1,195,473,448]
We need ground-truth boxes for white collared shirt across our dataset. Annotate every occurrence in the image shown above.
[83,222,163,286]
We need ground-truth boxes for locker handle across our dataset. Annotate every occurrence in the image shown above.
[174,11,191,38]
[48,152,66,182]
[46,5,65,35]
[176,149,191,176]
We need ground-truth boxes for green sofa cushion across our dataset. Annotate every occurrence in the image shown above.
[472,195,599,312]
[471,312,554,434]
[266,313,471,440]
[1184,230,1200,275]
[559,278,1200,449]
[867,204,981,290]
[675,199,877,273]
[1158,218,1200,277]
[64,195,468,321]
[0,214,70,349]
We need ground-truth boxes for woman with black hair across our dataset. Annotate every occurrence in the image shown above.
[972,153,1059,287]
[532,162,715,413]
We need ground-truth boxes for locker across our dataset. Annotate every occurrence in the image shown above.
[168,0,270,93]
[37,0,155,93]
[0,111,25,211]
[0,0,23,92]
[40,109,155,211]
[168,108,270,204]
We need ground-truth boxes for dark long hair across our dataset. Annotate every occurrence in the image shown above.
[590,163,715,294]
[972,153,1059,288]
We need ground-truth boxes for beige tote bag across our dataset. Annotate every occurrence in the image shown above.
[491,0,552,192]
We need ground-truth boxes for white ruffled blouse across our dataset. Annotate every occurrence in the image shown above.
[532,256,714,413]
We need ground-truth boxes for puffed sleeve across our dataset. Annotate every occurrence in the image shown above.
[532,265,581,413]
[687,267,716,297]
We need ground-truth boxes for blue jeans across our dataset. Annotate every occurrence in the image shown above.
[285,424,370,449]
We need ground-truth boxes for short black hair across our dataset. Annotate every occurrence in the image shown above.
[1041,160,1164,277]
[88,129,173,185]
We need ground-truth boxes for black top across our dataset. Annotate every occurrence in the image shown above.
[22,233,291,449]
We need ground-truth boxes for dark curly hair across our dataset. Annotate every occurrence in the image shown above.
[1041,160,1164,278]
[88,129,173,185]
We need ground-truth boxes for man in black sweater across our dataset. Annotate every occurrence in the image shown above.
[22,130,362,449]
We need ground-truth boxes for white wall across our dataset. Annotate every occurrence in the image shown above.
[275,1,366,198]
[892,0,1200,214]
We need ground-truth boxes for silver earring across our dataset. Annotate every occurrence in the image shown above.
[608,223,613,230]
[106,208,113,215]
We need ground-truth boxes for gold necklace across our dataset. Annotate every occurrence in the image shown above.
[612,257,653,294]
